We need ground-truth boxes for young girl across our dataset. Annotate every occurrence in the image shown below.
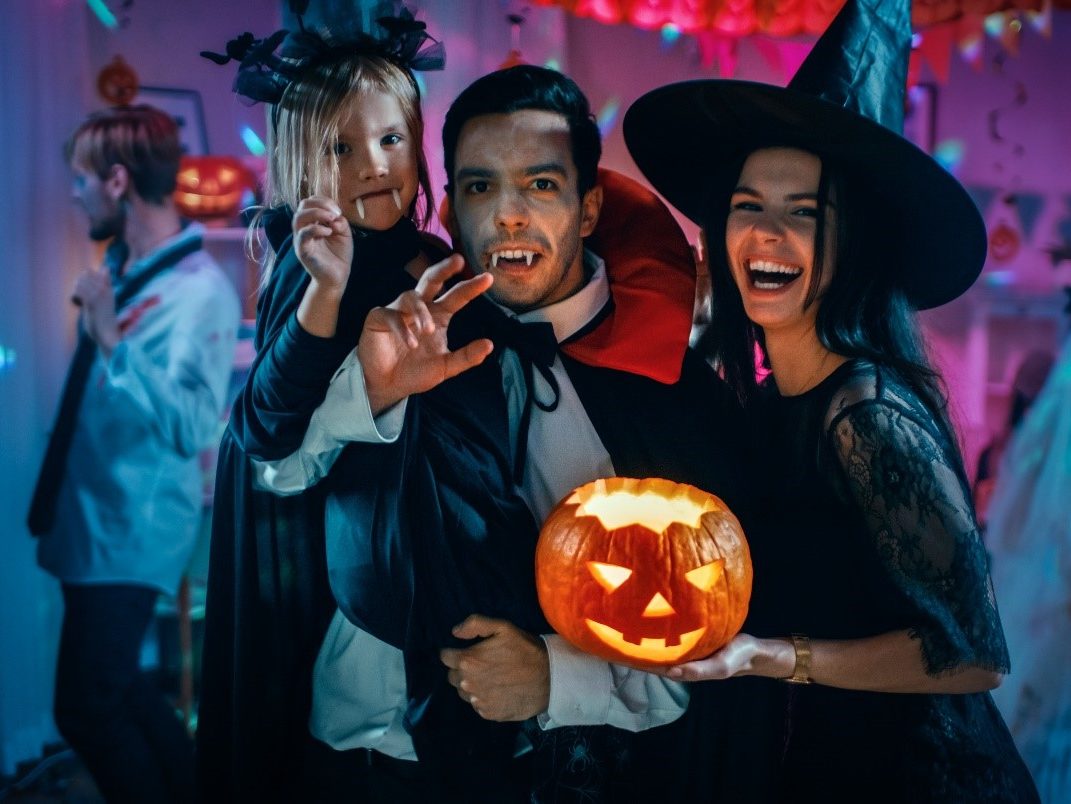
[625,0,1038,800]
[195,16,450,803]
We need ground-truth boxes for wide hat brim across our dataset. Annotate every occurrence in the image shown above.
[623,80,987,309]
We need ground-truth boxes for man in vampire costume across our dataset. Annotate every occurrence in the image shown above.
[199,65,750,802]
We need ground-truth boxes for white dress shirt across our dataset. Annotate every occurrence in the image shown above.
[38,225,240,596]
[255,251,688,758]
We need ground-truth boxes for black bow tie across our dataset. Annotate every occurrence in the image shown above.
[497,316,558,369]
[476,303,562,484]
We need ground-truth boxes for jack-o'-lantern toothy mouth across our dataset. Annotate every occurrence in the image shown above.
[585,620,707,663]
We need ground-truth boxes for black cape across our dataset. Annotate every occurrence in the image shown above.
[195,215,430,803]
[198,215,750,801]
[320,278,752,796]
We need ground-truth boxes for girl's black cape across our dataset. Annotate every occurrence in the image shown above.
[195,214,427,803]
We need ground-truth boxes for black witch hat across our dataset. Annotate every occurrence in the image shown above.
[623,0,985,309]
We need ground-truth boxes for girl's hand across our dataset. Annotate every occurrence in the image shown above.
[293,196,353,293]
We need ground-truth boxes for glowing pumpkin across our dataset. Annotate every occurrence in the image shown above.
[535,477,751,668]
[174,156,256,220]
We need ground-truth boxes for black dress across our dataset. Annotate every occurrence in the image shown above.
[688,359,1038,803]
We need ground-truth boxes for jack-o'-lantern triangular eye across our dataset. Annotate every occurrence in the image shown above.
[685,560,724,591]
[587,562,633,592]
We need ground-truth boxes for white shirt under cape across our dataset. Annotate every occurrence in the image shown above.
[255,251,688,759]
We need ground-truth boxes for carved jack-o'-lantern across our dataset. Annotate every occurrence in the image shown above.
[536,477,752,668]
[174,156,256,220]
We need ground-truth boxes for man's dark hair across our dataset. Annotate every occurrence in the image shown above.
[442,65,601,198]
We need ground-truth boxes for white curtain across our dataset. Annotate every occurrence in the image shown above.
[0,0,95,776]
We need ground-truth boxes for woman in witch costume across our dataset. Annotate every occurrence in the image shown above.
[193,11,465,803]
[625,0,1038,801]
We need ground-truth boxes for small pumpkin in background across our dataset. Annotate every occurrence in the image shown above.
[97,56,139,106]
[535,477,751,668]
[174,156,256,220]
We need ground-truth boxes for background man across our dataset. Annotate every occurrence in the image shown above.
[29,105,239,804]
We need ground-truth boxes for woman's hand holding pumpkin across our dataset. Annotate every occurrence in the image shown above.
[661,630,1005,693]
[660,633,794,682]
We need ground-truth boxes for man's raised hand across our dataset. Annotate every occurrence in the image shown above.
[359,255,494,415]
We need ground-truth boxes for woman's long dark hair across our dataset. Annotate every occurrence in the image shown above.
[699,148,957,444]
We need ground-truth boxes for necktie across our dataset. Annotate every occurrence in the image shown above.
[27,235,202,536]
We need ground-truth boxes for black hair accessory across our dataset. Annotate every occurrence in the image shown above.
[201,6,444,106]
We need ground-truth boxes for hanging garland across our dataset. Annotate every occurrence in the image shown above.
[532,0,1069,36]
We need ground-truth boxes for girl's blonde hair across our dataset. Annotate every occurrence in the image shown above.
[251,53,434,272]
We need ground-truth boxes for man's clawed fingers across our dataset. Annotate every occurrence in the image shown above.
[415,254,495,316]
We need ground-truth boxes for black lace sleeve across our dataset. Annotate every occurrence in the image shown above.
[827,398,1010,675]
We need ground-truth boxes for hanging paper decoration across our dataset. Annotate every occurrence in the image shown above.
[696,32,739,75]
[968,185,1001,219]
[915,22,956,83]
[532,0,1071,37]
[908,50,924,88]
[1060,196,1071,244]
[987,72,1028,156]
[1013,192,1045,240]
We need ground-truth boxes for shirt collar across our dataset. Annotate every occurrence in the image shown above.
[122,223,204,282]
[499,250,609,344]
